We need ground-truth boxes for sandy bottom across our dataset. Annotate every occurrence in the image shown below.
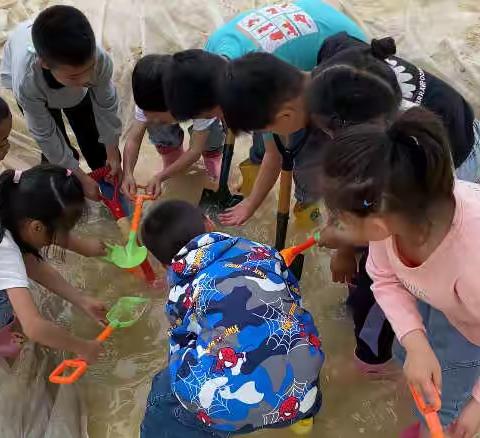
[0,0,479,437]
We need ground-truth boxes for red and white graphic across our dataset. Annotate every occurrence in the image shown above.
[288,12,317,35]
[182,286,194,309]
[172,259,186,274]
[213,347,245,372]
[260,3,301,17]
[256,22,275,36]
[236,5,317,53]
[281,19,298,37]
[279,396,300,421]
[197,410,214,426]
[308,333,322,349]
[263,380,317,426]
[237,12,267,33]
[248,246,271,261]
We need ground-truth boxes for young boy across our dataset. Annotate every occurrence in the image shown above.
[160,0,365,195]
[122,55,225,199]
[140,200,324,437]
[0,5,122,200]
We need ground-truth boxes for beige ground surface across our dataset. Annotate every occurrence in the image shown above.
[0,1,478,437]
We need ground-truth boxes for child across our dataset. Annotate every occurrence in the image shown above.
[218,52,319,227]
[122,55,225,199]
[311,32,479,181]
[308,34,480,372]
[0,97,12,161]
[0,5,122,201]
[161,0,366,193]
[0,164,107,361]
[315,107,480,437]
[140,200,324,437]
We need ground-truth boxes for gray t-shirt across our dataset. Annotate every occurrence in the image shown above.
[0,20,122,169]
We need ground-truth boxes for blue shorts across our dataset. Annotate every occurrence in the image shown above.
[456,119,480,183]
[141,368,322,438]
[393,301,480,427]
[141,368,231,438]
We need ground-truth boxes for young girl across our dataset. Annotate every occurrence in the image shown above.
[307,34,480,374]
[0,97,12,161]
[0,164,107,361]
[315,107,480,437]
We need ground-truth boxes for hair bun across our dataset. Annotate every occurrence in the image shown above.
[371,37,397,60]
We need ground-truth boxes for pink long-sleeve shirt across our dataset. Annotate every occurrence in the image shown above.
[366,180,480,402]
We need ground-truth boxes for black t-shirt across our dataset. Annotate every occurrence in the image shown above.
[315,32,475,168]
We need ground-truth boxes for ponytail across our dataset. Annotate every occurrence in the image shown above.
[370,37,396,60]
[315,107,454,223]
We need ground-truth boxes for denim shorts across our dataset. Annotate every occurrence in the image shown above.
[0,290,14,329]
[393,301,480,427]
[141,368,322,438]
[456,119,480,183]
[146,120,225,153]
[141,368,231,438]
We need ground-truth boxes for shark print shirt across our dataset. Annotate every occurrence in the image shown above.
[316,32,475,168]
[165,232,324,433]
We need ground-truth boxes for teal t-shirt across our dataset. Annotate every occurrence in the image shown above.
[205,0,366,71]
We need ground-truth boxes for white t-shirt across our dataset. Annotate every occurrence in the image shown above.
[134,106,216,131]
[0,231,29,291]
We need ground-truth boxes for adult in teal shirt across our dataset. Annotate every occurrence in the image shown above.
[163,0,366,162]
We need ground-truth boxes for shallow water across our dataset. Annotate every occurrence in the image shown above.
[1,0,479,436]
[52,134,414,438]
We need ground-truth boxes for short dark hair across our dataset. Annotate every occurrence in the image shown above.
[219,52,304,133]
[163,49,227,120]
[0,97,11,121]
[0,164,86,257]
[142,200,206,265]
[132,54,172,112]
[309,37,402,131]
[315,107,454,223]
[32,5,96,67]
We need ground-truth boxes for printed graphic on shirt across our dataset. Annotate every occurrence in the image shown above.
[237,3,318,53]
[386,58,427,106]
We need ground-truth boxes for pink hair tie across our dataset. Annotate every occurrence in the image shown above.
[66,169,72,176]
[13,170,22,184]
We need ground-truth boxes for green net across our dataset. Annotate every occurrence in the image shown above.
[106,297,150,329]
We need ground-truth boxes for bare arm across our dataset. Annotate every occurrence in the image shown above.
[219,138,282,226]
[122,119,147,198]
[24,254,107,325]
[147,129,208,198]
[25,254,85,308]
[7,287,103,362]
[245,138,282,210]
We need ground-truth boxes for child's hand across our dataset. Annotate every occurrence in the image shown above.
[449,398,480,438]
[403,330,442,404]
[106,145,122,182]
[122,172,138,200]
[219,199,254,226]
[330,249,357,283]
[81,175,101,201]
[79,296,108,326]
[78,340,104,364]
[81,238,107,258]
[146,174,163,199]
